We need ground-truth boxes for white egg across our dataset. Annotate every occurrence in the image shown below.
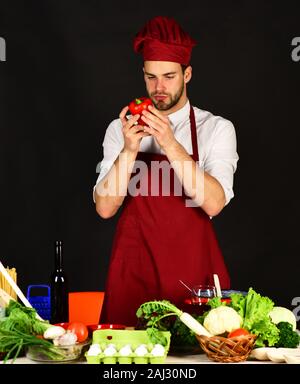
[151,344,165,357]
[104,346,117,356]
[119,344,132,356]
[135,344,148,356]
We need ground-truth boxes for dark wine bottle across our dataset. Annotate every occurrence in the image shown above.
[50,240,69,323]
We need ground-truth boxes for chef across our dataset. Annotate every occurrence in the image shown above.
[94,16,239,326]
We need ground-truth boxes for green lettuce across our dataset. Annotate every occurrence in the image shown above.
[229,288,279,347]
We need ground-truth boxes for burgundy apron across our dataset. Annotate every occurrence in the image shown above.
[100,105,230,326]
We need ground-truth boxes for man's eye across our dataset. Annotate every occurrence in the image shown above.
[166,76,175,79]
[147,76,155,80]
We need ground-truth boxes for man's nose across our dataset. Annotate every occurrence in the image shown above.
[155,78,166,92]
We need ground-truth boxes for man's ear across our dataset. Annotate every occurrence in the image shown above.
[184,66,192,83]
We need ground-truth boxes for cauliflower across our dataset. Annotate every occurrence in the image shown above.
[204,306,242,335]
[269,306,297,331]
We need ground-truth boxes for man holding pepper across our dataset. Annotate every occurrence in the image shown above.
[94,16,239,326]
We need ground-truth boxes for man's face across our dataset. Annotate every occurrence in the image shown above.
[143,61,189,111]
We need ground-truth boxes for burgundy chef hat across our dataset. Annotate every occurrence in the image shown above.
[133,16,197,65]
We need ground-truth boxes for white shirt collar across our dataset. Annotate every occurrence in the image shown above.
[168,100,190,127]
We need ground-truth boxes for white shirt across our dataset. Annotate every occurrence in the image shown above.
[94,100,239,205]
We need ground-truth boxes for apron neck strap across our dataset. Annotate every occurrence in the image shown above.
[189,105,199,162]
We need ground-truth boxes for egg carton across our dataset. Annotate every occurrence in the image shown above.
[86,352,166,364]
[85,329,171,364]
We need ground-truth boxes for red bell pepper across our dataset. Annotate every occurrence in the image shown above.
[128,97,153,126]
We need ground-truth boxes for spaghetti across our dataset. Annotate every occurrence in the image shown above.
[0,267,17,300]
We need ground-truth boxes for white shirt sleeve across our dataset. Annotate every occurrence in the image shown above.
[93,119,124,203]
[203,119,239,206]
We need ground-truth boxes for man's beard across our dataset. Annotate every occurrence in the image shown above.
[150,82,184,111]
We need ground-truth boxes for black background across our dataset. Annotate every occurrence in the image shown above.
[0,1,300,314]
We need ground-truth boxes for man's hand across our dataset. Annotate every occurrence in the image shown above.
[120,106,150,153]
[141,105,178,151]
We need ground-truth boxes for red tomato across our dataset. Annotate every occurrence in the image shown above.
[67,322,88,343]
[128,97,153,126]
[228,328,250,338]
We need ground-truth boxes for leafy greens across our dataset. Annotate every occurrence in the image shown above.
[0,300,63,363]
[229,287,280,347]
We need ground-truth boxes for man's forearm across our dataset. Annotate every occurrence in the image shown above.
[164,141,226,216]
[94,148,137,218]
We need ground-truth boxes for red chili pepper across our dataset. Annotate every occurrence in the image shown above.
[128,97,153,126]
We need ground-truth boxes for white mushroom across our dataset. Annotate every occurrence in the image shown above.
[43,326,66,340]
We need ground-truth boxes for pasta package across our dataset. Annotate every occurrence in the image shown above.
[0,267,17,300]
